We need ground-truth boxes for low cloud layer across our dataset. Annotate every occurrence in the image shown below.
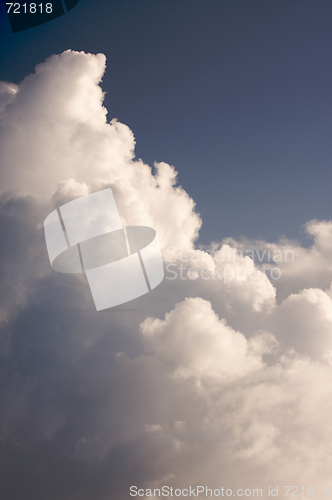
[0,50,331,499]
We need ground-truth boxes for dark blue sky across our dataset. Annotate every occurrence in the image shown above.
[0,0,331,246]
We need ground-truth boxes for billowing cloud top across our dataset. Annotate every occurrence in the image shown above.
[0,50,332,500]
[0,50,201,251]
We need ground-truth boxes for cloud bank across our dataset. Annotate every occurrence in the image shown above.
[0,50,331,500]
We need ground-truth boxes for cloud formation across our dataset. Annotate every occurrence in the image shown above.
[0,50,332,499]
[0,50,201,251]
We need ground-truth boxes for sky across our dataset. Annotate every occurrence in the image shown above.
[0,1,332,500]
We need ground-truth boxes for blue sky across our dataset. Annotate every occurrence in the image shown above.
[1,0,331,245]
